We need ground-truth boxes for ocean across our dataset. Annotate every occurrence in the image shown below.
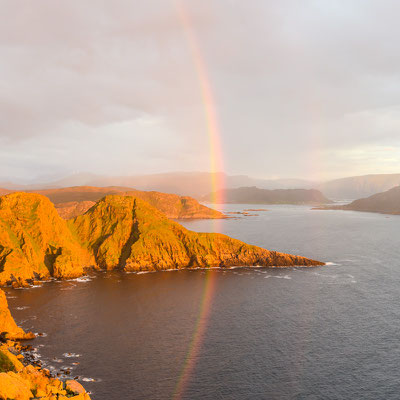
[6,204,400,399]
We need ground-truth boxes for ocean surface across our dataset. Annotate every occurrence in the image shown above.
[5,204,400,400]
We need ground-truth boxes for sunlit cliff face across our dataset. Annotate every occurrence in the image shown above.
[1,0,400,182]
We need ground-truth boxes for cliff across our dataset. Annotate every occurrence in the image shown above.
[0,290,33,340]
[0,193,93,286]
[315,186,400,215]
[203,187,332,205]
[69,195,323,272]
[27,186,225,220]
[0,288,90,399]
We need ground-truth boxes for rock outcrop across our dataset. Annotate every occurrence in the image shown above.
[26,186,225,220]
[70,195,323,272]
[0,290,33,340]
[55,201,96,220]
[0,288,91,399]
[0,193,93,285]
[203,187,332,205]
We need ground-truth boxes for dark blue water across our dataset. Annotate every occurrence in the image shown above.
[6,205,400,399]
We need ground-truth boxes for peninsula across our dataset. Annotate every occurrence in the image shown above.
[0,192,324,286]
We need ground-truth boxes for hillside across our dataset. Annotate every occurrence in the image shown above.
[317,174,400,200]
[0,193,93,285]
[70,195,323,272]
[203,187,332,204]
[315,186,400,215]
[0,193,323,285]
[23,186,225,220]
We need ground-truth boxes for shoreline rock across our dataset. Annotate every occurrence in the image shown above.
[0,288,91,399]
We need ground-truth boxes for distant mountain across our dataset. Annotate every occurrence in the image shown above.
[317,174,400,200]
[315,186,400,215]
[0,188,13,196]
[202,187,332,204]
[5,172,400,200]
[0,172,317,197]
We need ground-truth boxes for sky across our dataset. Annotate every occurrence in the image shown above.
[1,0,400,183]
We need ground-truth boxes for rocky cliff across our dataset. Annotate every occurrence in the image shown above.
[0,288,91,399]
[0,193,323,285]
[0,193,93,286]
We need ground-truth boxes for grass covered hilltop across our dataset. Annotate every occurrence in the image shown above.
[0,192,324,286]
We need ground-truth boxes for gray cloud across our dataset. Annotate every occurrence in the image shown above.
[1,0,400,182]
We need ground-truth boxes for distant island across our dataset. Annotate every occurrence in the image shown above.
[316,173,400,200]
[313,186,400,215]
[0,186,226,220]
[202,186,332,205]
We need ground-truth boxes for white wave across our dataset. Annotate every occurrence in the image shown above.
[325,262,339,266]
[75,277,92,282]
[81,377,97,382]
[62,354,79,359]
[16,306,30,310]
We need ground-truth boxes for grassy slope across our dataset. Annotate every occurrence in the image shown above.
[70,195,324,272]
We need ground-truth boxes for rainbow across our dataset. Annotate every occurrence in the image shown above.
[172,1,225,398]
[174,0,225,206]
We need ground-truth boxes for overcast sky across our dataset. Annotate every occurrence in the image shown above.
[1,0,400,183]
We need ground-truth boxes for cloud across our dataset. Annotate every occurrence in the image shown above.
[1,0,400,181]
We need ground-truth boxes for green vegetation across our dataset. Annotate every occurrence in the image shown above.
[0,350,16,373]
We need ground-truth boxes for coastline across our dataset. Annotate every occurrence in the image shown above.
[0,288,91,399]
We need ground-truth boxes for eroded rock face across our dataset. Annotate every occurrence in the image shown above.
[0,193,93,285]
[70,195,324,272]
[55,201,96,219]
[0,289,33,340]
